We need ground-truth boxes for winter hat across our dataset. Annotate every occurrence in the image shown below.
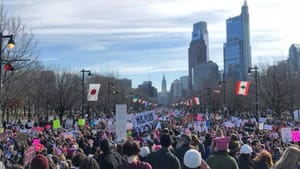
[30,154,49,169]
[213,137,230,151]
[240,144,253,154]
[184,149,202,169]
[139,146,150,157]
[151,144,162,152]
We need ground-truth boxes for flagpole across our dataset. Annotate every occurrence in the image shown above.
[81,69,91,118]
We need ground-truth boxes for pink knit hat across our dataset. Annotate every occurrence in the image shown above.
[213,137,230,151]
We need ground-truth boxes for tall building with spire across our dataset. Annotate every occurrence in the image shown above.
[224,0,251,80]
[188,21,209,91]
[161,74,167,94]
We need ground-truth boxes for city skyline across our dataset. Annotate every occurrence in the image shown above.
[3,0,300,91]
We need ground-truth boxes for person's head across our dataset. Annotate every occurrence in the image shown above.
[253,150,273,168]
[273,146,300,169]
[180,134,192,145]
[139,146,150,158]
[122,140,140,157]
[240,144,253,155]
[79,157,99,169]
[230,134,240,142]
[184,149,202,169]
[213,137,230,151]
[30,154,49,169]
[251,139,261,152]
[273,139,281,148]
[160,134,172,148]
[216,129,224,137]
[72,153,87,168]
[229,141,240,154]
[99,138,111,154]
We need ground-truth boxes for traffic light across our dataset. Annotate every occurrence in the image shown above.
[3,63,14,71]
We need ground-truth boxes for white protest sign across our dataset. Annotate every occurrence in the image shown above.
[259,117,267,123]
[258,123,264,130]
[264,125,273,130]
[116,104,127,142]
[281,128,292,143]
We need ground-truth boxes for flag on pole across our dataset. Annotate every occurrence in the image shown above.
[236,81,250,96]
[193,97,200,105]
[87,84,101,101]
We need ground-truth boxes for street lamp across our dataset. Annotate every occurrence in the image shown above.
[81,69,91,118]
[218,73,226,116]
[0,33,15,88]
[248,66,259,121]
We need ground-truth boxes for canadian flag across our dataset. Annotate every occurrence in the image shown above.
[236,81,250,96]
[193,97,200,105]
[87,84,101,101]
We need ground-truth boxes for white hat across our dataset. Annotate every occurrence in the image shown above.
[240,144,253,154]
[184,149,202,169]
[139,146,150,157]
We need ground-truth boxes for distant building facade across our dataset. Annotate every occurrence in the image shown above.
[170,79,183,101]
[288,44,300,72]
[180,76,189,96]
[224,1,251,80]
[137,81,157,98]
[188,21,209,91]
[193,61,219,91]
[115,78,132,90]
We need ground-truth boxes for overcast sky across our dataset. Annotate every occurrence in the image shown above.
[3,0,300,91]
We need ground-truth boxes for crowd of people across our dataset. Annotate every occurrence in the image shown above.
[0,111,299,169]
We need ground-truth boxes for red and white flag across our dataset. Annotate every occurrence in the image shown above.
[236,81,250,96]
[193,97,200,105]
[87,84,101,101]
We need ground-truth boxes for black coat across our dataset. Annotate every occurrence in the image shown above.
[148,147,181,169]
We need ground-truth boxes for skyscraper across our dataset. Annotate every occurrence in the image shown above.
[188,21,209,91]
[224,0,251,80]
[288,44,300,72]
[161,74,167,94]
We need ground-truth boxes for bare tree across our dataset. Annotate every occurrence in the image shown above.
[0,6,40,122]
[51,72,81,122]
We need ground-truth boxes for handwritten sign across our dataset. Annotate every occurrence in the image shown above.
[258,123,264,130]
[53,120,61,129]
[116,104,127,142]
[281,128,292,143]
[196,114,202,121]
[264,125,273,130]
[244,123,255,132]
[23,144,36,166]
[291,131,300,142]
[78,119,85,126]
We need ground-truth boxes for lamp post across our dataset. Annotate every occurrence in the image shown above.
[80,69,91,118]
[0,33,15,88]
[218,73,226,116]
[0,33,15,123]
[248,66,259,121]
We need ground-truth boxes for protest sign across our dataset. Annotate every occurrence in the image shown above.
[196,114,202,121]
[132,110,155,133]
[65,118,73,128]
[53,119,61,129]
[292,131,300,142]
[264,125,273,130]
[78,119,85,126]
[259,117,267,123]
[244,123,255,132]
[281,128,292,143]
[116,104,127,142]
[258,123,264,130]
[23,144,36,166]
